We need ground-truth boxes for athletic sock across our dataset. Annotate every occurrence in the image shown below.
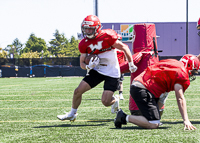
[70,108,77,115]
[126,115,129,123]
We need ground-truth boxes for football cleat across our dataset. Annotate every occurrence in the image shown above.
[57,112,78,122]
[119,93,124,100]
[114,109,127,128]
[111,95,119,114]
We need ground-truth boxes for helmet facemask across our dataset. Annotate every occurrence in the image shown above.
[180,54,200,81]
[82,25,99,39]
[189,69,198,81]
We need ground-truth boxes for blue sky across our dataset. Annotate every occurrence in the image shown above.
[0,0,199,48]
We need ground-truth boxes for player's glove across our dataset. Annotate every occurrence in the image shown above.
[86,57,100,70]
[128,62,137,73]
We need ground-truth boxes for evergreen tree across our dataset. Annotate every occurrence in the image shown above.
[4,38,23,58]
[48,30,80,57]
[66,36,80,57]
[21,33,47,54]
[48,29,68,57]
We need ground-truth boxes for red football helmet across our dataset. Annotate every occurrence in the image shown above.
[81,15,102,39]
[180,54,200,77]
[197,18,200,30]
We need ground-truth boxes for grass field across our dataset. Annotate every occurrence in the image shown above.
[0,76,200,143]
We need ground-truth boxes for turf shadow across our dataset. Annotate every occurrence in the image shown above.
[87,119,113,122]
[82,99,101,100]
[110,126,170,130]
[162,121,200,124]
[33,123,106,128]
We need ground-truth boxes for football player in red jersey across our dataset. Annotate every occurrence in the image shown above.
[114,54,199,130]
[57,15,137,121]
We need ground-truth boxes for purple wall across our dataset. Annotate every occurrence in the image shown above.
[102,22,200,56]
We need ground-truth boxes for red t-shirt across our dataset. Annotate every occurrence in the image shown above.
[78,29,118,54]
[134,59,190,98]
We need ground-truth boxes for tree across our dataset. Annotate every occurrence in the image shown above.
[20,51,40,58]
[4,38,23,58]
[0,47,7,58]
[48,29,68,56]
[21,33,47,54]
[66,36,80,57]
[49,30,80,57]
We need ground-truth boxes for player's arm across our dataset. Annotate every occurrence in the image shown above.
[112,40,132,63]
[80,53,87,70]
[112,40,137,73]
[174,83,196,130]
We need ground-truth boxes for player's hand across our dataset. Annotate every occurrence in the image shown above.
[86,57,100,69]
[183,120,197,130]
[128,62,137,73]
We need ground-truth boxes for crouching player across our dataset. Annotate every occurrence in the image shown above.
[114,54,199,130]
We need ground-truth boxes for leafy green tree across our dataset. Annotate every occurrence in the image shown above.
[48,29,68,56]
[66,36,80,57]
[49,30,80,57]
[4,38,23,58]
[20,51,40,58]
[0,47,8,58]
[42,50,51,58]
[21,33,47,54]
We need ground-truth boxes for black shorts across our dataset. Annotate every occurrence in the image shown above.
[83,69,120,92]
[130,85,160,121]
[119,74,124,82]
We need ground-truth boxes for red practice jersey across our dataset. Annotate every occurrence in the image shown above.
[117,50,125,64]
[79,29,118,54]
[134,59,190,98]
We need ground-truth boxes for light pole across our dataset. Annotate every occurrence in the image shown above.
[186,0,188,54]
[94,0,98,16]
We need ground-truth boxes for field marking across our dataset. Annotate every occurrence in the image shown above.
[0,84,23,87]
[1,98,200,101]
[0,99,73,101]
[1,119,200,123]
[0,93,200,96]
[1,106,200,110]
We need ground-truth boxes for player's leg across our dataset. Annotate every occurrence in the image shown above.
[131,105,165,117]
[102,90,120,114]
[114,109,159,129]
[101,90,116,107]
[119,74,124,100]
[130,85,160,128]
[101,76,120,113]
[72,80,92,109]
[57,70,104,121]
[115,85,161,129]
[57,80,91,121]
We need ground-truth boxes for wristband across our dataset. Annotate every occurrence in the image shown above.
[128,62,134,67]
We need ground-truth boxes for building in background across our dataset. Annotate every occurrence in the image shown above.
[101,22,200,58]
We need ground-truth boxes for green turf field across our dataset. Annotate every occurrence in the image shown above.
[0,76,200,143]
